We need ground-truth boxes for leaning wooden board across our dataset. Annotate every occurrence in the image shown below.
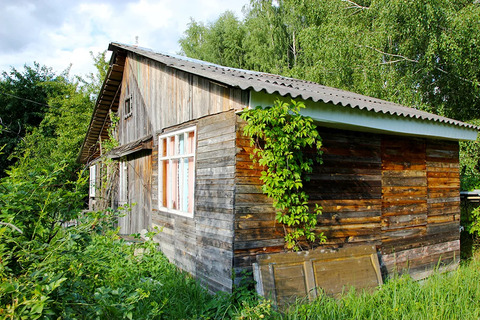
[253,245,382,307]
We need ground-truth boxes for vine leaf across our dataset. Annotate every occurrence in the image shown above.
[241,99,325,250]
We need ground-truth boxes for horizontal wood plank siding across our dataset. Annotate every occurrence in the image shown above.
[234,117,284,275]
[381,137,428,253]
[195,111,237,292]
[310,128,382,245]
[425,141,460,268]
[234,122,461,282]
[152,111,237,293]
[233,125,385,274]
[380,138,460,279]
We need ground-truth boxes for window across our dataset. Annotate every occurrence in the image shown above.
[124,94,132,118]
[89,165,96,197]
[158,127,196,217]
[118,160,128,205]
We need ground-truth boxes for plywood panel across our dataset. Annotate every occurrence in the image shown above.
[254,245,382,307]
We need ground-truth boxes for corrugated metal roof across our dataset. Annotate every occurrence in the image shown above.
[110,42,478,130]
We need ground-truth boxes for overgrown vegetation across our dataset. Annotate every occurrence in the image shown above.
[0,159,270,319]
[2,196,480,319]
[1,163,479,319]
[241,99,324,250]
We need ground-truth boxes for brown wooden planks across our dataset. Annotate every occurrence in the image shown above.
[381,136,428,249]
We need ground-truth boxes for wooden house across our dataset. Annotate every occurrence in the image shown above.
[79,42,478,294]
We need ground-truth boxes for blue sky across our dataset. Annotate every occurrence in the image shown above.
[0,0,249,78]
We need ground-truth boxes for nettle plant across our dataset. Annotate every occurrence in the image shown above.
[241,99,325,250]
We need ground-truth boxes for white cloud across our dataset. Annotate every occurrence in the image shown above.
[0,0,249,78]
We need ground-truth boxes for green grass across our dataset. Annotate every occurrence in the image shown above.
[3,210,480,319]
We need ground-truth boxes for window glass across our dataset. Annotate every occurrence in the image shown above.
[118,160,128,204]
[124,95,132,118]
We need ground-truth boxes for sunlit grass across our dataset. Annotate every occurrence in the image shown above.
[281,256,480,320]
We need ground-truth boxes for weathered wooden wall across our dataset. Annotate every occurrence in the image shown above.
[150,111,239,292]
[233,124,384,277]
[234,117,283,279]
[116,53,246,147]
[117,151,152,234]
[194,111,237,292]
[310,128,383,245]
[381,139,460,279]
[234,120,461,281]
[114,52,245,237]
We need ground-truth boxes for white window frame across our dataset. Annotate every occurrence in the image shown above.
[158,126,196,218]
[89,165,96,197]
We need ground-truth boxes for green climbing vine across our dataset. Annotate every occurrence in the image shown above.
[241,99,326,250]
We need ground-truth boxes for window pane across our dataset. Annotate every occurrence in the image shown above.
[178,133,185,155]
[119,161,128,203]
[187,131,195,154]
[171,159,179,210]
[168,136,175,156]
[161,138,167,157]
[89,165,96,197]
[182,158,189,211]
[161,160,167,206]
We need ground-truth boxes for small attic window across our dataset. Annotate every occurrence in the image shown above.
[124,94,132,119]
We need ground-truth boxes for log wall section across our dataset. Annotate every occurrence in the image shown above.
[234,118,283,277]
[234,120,461,281]
[380,139,460,279]
[310,128,383,245]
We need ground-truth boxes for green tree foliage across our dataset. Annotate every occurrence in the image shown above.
[241,99,325,250]
[0,64,62,176]
[0,52,107,180]
[0,52,108,276]
[180,0,480,123]
[180,11,247,68]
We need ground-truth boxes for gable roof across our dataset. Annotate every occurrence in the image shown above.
[111,42,477,130]
[79,42,478,164]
